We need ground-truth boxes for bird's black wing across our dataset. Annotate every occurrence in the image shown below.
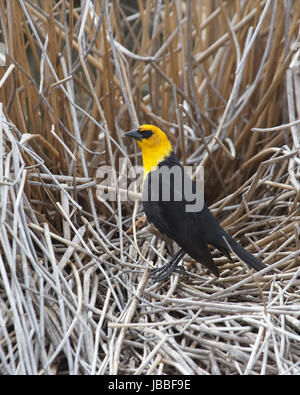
[142,154,266,276]
[142,155,219,275]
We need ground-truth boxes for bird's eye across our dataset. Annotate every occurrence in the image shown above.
[140,130,153,139]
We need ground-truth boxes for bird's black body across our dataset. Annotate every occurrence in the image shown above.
[125,124,266,282]
[142,152,266,279]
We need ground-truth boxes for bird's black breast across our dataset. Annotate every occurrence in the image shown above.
[141,153,225,277]
[142,153,205,242]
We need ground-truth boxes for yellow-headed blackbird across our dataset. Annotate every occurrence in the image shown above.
[125,124,266,282]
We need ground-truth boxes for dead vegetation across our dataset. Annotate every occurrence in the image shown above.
[0,0,300,375]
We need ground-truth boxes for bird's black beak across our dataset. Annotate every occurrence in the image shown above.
[124,129,142,141]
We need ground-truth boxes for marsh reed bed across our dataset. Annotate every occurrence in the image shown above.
[0,0,300,374]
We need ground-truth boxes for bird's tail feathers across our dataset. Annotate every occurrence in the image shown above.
[221,233,266,272]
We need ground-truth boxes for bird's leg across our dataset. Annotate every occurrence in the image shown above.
[150,249,187,282]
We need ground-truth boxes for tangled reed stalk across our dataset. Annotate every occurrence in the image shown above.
[0,0,300,375]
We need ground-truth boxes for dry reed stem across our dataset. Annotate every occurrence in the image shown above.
[0,0,300,375]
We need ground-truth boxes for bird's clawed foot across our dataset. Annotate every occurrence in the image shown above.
[150,249,189,283]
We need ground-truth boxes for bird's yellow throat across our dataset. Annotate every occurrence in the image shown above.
[137,135,173,180]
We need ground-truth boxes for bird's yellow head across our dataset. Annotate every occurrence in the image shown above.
[125,124,173,178]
